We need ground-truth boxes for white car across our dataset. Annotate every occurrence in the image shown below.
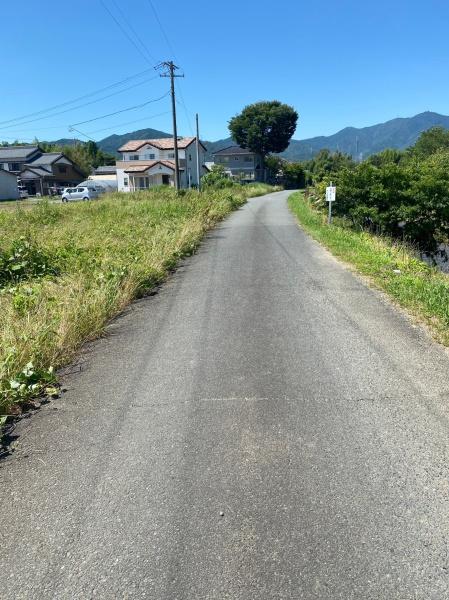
[61,186,100,202]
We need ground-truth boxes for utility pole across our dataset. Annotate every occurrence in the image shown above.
[195,113,201,192]
[158,61,184,190]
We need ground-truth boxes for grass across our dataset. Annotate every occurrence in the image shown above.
[288,191,449,346]
[0,183,275,416]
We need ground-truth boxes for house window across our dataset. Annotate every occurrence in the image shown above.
[9,163,20,171]
[222,156,229,163]
[130,155,140,160]
[189,154,192,161]
[244,156,253,162]
[58,165,67,173]
[124,178,129,186]
[144,153,155,160]
[167,152,175,159]
[234,156,239,161]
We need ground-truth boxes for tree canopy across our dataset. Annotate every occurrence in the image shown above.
[410,126,449,158]
[228,101,298,158]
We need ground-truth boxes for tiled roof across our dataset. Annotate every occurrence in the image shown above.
[119,137,198,152]
[0,145,40,160]
[28,153,63,166]
[124,160,183,173]
[20,166,53,178]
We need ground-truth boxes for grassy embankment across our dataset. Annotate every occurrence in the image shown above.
[289,191,449,345]
[0,184,274,417]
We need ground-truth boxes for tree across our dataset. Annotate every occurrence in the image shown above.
[411,126,449,158]
[228,101,298,181]
[304,149,354,183]
[201,164,234,188]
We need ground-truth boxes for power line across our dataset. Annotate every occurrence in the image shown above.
[67,126,97,142]
[176,81,195,136]
[0,75,160,131]
[109,0,157,64]
[146,0,178,59]
[146,1,195,139]
[84,110,171,135]
[0,67,156,127]
[69,90,170,127]
[100,0,154,66]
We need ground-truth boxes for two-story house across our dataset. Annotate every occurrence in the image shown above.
[0,145,42,174]
[0,145,85,195]
[116,137,206,192]
[212,146,262,182]
[19,153,85,195]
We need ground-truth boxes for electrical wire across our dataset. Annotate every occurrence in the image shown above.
[176,82,195,136]
[0,75,160,132]
[69,90,170,127]
[110,0,157,64]
[0,67,156,126]
[146,0,178,60]
[84,110,171,135]
[100,0,155,66]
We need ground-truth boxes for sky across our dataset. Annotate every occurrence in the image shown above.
[2,0,449,145]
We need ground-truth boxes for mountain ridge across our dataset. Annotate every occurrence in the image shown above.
[43,111,449,162]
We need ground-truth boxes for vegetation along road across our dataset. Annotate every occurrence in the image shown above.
[2,189,449,598]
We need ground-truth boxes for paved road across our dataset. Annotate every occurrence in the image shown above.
[2,190,449,599]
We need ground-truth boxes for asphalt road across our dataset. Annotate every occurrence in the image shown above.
[2,190,449,599]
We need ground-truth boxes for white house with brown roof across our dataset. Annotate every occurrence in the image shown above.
[116,137,207,192]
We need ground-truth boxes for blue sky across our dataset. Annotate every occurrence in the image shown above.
[2,0,449,144]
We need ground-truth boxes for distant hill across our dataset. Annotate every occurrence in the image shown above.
[281,111,449,161]
[97,127,172,155]
[197,112,449,161]
[44,111,449,162]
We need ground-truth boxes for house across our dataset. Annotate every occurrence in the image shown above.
[0,145,41,174]
[19,153,85,196]
[0,168,19,200]
[90,165,117,181]
[116,137,207,192]
[0,145,85,195]
[212,146,262,182]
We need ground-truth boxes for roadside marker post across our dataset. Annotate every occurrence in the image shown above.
[326,182,336,224]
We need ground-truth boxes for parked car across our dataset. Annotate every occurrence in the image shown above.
[61,186,101,202]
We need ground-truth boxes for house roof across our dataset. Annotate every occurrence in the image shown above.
[119,137,206,152]
[212,145,255,156]
[28,152,64,166]
[124,160,183,173]
[20,167,52,179]
[0,145,40,160]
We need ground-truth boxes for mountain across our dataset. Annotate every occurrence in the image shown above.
[79,111,449,161]
[280,111,449,161]
[97,127,172,155]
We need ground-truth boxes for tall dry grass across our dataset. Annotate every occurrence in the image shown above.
[0,184,276,413]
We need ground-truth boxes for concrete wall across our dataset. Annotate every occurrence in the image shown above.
[0,169,19,200]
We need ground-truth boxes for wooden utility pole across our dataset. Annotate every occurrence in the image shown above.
[159,61,184,190]
[195,113,201,191]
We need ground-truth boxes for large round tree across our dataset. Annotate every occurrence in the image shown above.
[228,101,298,181]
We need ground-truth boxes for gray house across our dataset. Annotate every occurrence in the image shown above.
[0,145,41,174]
[19,153,84,195]
[0,145,85,195]
[212,146,262,182]
[0,168,19,200]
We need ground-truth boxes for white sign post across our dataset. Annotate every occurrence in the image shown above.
[326,182,336,224]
